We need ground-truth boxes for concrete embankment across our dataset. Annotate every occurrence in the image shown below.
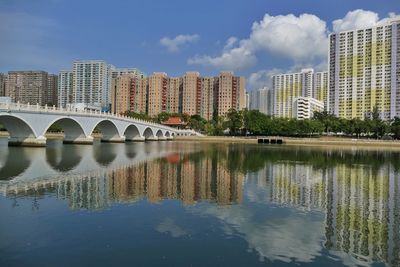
[175,135,400,149]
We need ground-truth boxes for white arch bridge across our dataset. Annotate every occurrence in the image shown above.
[0,102,200,146]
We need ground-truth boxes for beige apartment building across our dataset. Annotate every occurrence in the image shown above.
[182,72,201,116]
[200,77,216,120]
[6,71,48,105]
[216,72,246,116]
[111,74,136,114]
[147,72,168,117]
[168,77,181,114]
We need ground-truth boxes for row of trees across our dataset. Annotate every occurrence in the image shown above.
[121,108,400,139]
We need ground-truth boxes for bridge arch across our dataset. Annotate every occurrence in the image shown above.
[155,129,163,138]
[124,124,141,141]
[43,117,87,143]
[142,127,155,140]
[0,114,38,144]
[165,131,170,138]
[90,119,121,142]
[45,145,82,172]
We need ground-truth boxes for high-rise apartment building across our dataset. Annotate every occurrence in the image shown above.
[216,72,246,117]
[6,71,48,105]
[58,71,73,108]
[200,77,216,120]
[72,60,113,110]
[182,72,201,116]
[168,77,181,114]
[272,69,327,118]
[313,72,329,110]
[47,74,58,106]
[111,74,137,114]
[147,72,168,117]
[0,73,6,96]
[328,18,400,120]
[249,87,273,115]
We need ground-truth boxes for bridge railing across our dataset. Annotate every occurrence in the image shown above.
[0,102,201,136]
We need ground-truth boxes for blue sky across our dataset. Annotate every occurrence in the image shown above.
[0,0,399,90]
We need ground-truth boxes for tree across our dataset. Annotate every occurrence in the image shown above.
[391,117,400,139]
[224,109,243,135]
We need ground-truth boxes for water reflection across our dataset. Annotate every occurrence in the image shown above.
[1,144,400,266]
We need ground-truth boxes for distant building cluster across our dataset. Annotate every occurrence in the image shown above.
[248,18,400,120]
[111,71,245,120]
[0,71,58,106]
[0,60,245,119]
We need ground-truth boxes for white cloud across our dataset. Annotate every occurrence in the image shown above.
[187,43,257,71]
[188,13,329,71]
[333,10,400,32]
[160,34,199,53]
[0,12,72,72]
[248,68,283,90]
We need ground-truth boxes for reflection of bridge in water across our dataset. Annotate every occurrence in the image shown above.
[0,144,245,207]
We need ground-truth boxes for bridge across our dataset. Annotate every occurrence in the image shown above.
[0,102,199,146]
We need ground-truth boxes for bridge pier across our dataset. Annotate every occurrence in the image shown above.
[145,136,158,141]
[158,136,168,141]
[63,136,94,145]
[8,136,47,147]
[101,136,126,143]
[126,136,145,142]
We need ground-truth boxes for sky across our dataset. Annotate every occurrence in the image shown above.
[0,0,399,90]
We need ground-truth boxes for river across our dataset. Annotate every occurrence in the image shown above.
[0,140,399,266]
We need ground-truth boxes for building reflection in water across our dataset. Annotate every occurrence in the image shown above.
[2,145,400,266]
[265,161,400,266]
[4,150,245,209]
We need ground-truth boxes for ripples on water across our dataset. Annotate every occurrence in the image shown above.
[0,141,399,267]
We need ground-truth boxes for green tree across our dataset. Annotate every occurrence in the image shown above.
[391,117,400,139]
[224,109,243,135]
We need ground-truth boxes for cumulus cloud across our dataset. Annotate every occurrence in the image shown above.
[332,10,399,32]
[160,34,199,53]
[248,68,283,90]
[188,13,329,71]
[188,43,257,71]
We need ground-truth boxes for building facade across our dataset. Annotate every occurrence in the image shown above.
[249,87,273,115]
[58,71,73,108]
[328,18,400,120]
[0,73,6,96]
[273,69,328,118]
[72,60,113,110]
[292,97,325,120]
[147,72,168,117]
[216,72,246,117]
[6,71,48,105]
[47,74,58,106]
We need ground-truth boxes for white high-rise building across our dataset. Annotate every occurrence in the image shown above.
[58,71,73,108]
[272,69,321,118]
[249,87,273,115]
[72,60,113,110]
[328,18,400,120]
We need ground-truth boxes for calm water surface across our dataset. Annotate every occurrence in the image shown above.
[0,141,400,267]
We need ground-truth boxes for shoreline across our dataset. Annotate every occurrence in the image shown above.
[175,136,400,149]
[2,131,400,149]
